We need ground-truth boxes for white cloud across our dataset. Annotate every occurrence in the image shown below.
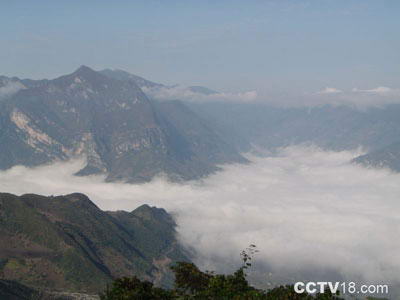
[352,86,397,95]
[143,85,258,103]
[278,86,400,108]
[0,81,25,99]
[1,146,400,293]
[143,83,400,108]
[316,87,343,94]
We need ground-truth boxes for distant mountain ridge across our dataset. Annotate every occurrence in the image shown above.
[352,140,400,171]
[0,66,245,182]
[100,69,218,96]
[187,102,400,171]
[0,192,188,293]
[100,68,163,89]
[2,66,400,175]
[99,69,400,172]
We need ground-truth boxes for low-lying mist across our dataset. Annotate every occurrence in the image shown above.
[1,146,399,290]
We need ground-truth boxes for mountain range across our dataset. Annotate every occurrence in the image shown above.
[99,68,218,95]
[2,66,399,180]
[186,101,400,171]
[0,66,245,182]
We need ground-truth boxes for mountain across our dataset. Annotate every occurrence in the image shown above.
[88,68,400,172]
[187,101,400,168]
[353,141,400,171]
[99,69,163,89]
[5,65,399,174]
[100,69,218,96]
[0,192,189,293]
[99,68,400,172]
[0,66,245,182]
[188,102,400,151]
[187,86,218,95]
[151,100,248,171]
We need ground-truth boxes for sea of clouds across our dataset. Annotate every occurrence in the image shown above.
[1,146,399,292]
[142,85,258,103]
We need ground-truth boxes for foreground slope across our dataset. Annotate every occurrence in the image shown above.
[0,192,188,293]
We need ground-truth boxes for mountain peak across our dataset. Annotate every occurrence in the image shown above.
[100,68,163,88]
[73,65,97,76]
[52,65,110,88]
[131,204,174,224]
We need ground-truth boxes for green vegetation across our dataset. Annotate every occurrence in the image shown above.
[101,245,344,300]
[0,192,188,293]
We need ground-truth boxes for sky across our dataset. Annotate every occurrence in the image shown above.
[1,0,399,96]
[1,146,400,294]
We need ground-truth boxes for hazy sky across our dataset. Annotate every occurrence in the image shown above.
[1,0,399,94]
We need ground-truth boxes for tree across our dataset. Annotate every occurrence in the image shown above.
[101,245,344,300]
[100,276,174,300]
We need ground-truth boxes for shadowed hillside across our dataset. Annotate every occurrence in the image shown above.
[0,192,189,293]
